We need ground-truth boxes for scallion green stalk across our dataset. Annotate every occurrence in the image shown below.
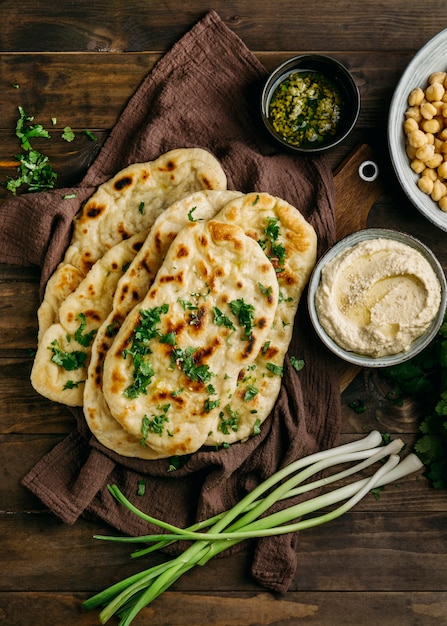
[83,431,423,626]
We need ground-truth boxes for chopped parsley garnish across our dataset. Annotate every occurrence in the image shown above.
[229,299,255,339]
[243,385,259,402]
[218,405,239,434]
[213,306,236,331]
[138,202,145,214]
[122,304,169,399]
[83,129,97,141]
[5,106,57,195]
[204,398,221,413]
[137,480,146,496]
[62,126,75,142]
[171,346,213,384]
[159,331,176,346]
[252,194,260,206]
[266,362,283,377]
[74,312,97,347]
[49,340,87,371]
[258,217,286,268]
[140,404,171,444]
[290,356,305,372]
[252,418,261,435]
[63,379,84,390]
[258,283,273,300]
[187,206,198,221]
[348,399,367,414]
[177,298,198,311]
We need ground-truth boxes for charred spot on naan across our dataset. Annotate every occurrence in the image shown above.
[113,175,134,191]
[82,201,106,221]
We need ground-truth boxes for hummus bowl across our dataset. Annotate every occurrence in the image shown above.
[308,228,447,367]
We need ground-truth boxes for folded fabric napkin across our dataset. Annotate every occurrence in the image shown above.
[0,10,341,593]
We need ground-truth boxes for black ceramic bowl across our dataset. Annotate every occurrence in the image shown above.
[261,54,360,154]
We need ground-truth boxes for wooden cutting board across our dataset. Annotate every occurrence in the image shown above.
[331,144,384,391]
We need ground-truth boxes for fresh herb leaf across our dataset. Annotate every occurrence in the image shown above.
[243,385,259,402]
[49,340,87,371]
[62,126,75,142]
[266,362,283,377]
[213,306,236,331]
[348,399,367,414]
[290,356,304,372]
[140,404,171,445]
[83,129,98,141]
[74,312,97,347]
[5,107,57,195]
[229,298,255,339]
[137,480,146,496]
[171,346,213,383]
[123,304,169,398]
[218,405,239,434]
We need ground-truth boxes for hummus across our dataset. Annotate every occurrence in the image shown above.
[315,237,442,357]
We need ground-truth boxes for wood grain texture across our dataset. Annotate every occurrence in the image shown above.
[1,2,447,625]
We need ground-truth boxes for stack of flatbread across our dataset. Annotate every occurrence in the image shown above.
[31,147,317,460]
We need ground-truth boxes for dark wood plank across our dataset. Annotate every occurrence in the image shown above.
[1,590,447,626]
[1,510,446,592]
[0,50,410,129]
[0,1,444,54]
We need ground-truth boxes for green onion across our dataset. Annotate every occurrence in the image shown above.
[83,431,423,624]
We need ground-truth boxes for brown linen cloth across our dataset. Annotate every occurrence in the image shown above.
[0,11,341,593]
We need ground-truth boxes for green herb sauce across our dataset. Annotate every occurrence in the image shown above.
[268,71,343,148]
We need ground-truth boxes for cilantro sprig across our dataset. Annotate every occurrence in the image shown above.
[382,317,447,489]
[6,106,57,195]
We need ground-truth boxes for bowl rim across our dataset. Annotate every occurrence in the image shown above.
[388,27,447,232]
[307,228,447,367]
[261,53,360,154]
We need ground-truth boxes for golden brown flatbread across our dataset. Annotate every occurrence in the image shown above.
[101,219,280,457]
[37,148,227,341]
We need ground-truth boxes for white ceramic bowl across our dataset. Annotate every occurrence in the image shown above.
[307,228,447,367]
[388,28,447,232]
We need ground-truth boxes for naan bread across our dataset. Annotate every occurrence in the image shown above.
[205,192,317,445]
[84,190,242,456]
[85,192,317,458]
[101,219,279,457]
[30,231,148,406]
[37,148,227,341]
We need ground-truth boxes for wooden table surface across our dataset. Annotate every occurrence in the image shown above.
[1,2,447,625]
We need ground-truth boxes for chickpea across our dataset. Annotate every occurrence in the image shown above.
[426,82,445,102]
[415,143,435,162]
[418,175,434,194]
[407,129,427,148]
[408,87,425,106]
[403,117,419,133]
[420,101,437,119]
[429,71,447,84]
[423,167,438,181]
[426,153,443,168]
[405,106,422,122]
[434,137,444,152]
[410,159,426,174]
[404,72,447,213]
[431,179,447,201]
[422,118,442,134]
[406,144,417,159]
